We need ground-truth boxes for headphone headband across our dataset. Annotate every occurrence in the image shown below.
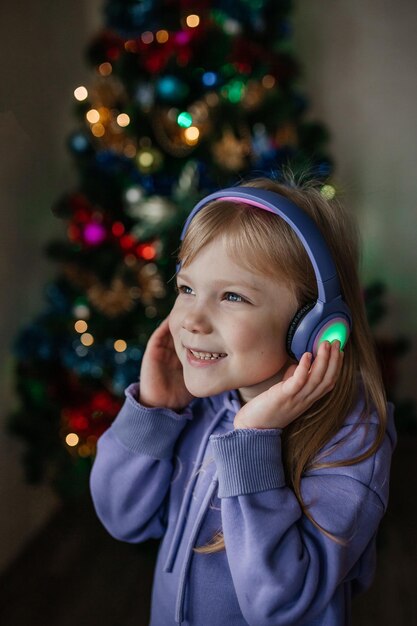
[180,187,340,303]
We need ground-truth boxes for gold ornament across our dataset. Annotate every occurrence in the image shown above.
[63,263,96,290]
[87,263,166,318]
[63,259,166,319]
[188,100,211,133]
[211,127,251,171]
[87,276,140,317]
[85,76,138,155]
[89,76,127,108]
[137,263,166,303]
[151,105,211,157]
[241,80,266,110]
[152,107,193,157]
[275,123,298,148]
[136,145,164,174]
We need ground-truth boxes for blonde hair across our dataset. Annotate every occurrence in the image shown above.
[178,176,388,552]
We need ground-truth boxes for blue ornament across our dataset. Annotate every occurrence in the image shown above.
[104,0,157,38]
[202,72,218,88]
[44,282,72,313]
[150,172,178,196]
[67,131,94,156]
[14,324,54,361]
[278,18,293,38]
[62,339,110,379]
[292,93,309,115]
[315,161,333,178]
[252,146,292,173]
[156,76,189,104]
[214,0,263,30]
[94,150,137,178]
[135,82,155,109]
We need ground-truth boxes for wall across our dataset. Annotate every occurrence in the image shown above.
[0,0,102,573]
[294,0,417,401]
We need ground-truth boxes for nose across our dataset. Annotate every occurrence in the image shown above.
[182,306,212,334]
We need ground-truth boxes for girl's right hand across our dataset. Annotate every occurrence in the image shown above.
[138,316,194,411]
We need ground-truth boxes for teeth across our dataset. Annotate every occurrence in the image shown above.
[190,350,226,360]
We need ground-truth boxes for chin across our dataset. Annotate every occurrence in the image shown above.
[184,379,229,399]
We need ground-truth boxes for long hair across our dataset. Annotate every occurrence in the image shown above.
[177,175,388,553]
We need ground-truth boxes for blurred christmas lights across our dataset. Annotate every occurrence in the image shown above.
[186,14,200,28]
[74,86,88,101]
[86,109,100,124]
[81,333,94,347]
[141,31,154,44]
[156,30,169,43]
[117,113,130,127]
[321,184,336,200]
[74,320,88,333]
[66,433,79,447]
[98,62,112,76]
[114,340,127,352]
[177,112,192,128]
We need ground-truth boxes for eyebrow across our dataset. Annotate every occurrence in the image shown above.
[176,272,262,293]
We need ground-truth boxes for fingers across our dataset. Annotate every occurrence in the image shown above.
[325,340,344,387]
[283,352,312,392]
[307,340,344,397]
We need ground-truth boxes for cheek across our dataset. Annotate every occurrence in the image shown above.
[232,320,286,355]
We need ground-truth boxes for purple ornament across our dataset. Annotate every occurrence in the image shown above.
[175,31,190,45]
[84,222,106,245]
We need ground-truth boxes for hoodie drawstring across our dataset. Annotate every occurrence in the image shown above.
[163,404,229,574]
[175,472,219,624]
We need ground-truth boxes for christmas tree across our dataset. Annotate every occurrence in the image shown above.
[9,0,414,498]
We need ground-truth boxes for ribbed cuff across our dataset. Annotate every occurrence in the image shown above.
[110,383,193,459]
[209,428,285,498]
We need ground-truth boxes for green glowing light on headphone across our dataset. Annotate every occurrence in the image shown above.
[318,321,348,350]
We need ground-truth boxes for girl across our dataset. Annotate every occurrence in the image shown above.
[90,176,396,626]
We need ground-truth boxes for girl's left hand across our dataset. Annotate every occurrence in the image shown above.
[233,340,344,430]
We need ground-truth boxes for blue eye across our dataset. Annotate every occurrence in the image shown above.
[177,284,194,295]
[224,292,245,303]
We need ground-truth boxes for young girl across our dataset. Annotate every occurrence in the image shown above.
[90,176,396,626]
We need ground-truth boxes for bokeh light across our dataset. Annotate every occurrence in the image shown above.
[74,86,88,101]
[86,109,100,124]
[186,14,200,27]
[66,433,79,447]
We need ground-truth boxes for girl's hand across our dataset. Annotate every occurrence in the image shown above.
[233,340,344,430]
[139,316,194,411]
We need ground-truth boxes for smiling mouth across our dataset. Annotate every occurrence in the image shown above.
[187,348,227,361]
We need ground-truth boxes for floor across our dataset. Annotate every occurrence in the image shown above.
[0,435,415,626]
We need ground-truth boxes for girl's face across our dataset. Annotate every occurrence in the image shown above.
[169,238,298,404]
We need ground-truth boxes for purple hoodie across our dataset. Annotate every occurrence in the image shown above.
[90,382,396,626]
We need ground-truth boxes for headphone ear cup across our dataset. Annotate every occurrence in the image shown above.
[286,301,316,360]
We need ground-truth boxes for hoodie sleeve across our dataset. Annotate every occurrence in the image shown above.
[90,382,193,543]
[209,408,395,626]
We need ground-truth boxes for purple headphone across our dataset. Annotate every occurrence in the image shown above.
[179,186,352,362]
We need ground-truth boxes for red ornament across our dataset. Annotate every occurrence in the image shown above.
[136,243,157,260]
[120,234,136,250]
[61,387,124,452]
[67,224,81,243]
[112,221,125,237]
[107,45,121,61]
